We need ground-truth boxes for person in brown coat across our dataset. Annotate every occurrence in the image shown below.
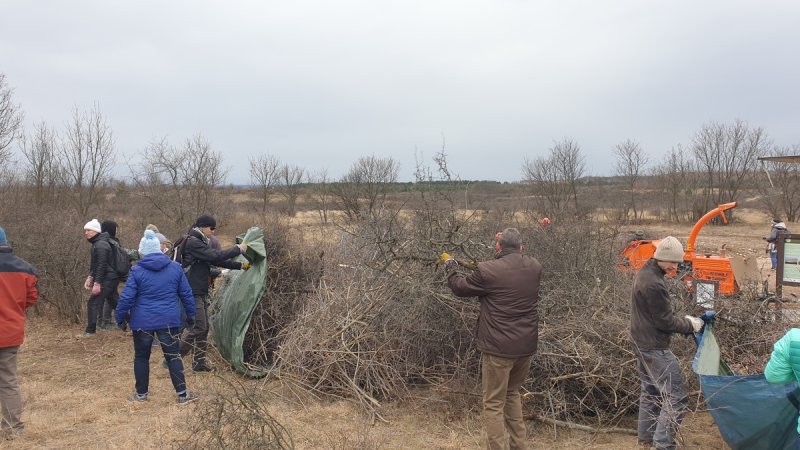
[442,227,542,450]
[630,236,703,450]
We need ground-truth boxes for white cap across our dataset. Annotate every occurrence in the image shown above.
[83,219,102,233]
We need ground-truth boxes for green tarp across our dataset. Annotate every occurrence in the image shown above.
[209,227,268,377]
[693,324,799,450]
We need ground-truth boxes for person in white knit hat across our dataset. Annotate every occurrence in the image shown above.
[630,236,704,450]
[82,219,121,336]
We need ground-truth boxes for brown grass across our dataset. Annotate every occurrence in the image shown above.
[11,313,728,449]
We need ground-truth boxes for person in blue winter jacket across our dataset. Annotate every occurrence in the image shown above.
[116,229,199,405]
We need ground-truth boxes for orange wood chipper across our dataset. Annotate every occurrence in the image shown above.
[617,202,759,296]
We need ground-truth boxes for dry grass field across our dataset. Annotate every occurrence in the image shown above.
[9,318,727,449]
[4,207,786,449]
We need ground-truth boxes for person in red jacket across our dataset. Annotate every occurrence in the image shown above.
[0,226,39,439]
[442,228,542,450]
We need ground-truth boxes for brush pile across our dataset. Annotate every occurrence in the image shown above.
[237,202,781,427]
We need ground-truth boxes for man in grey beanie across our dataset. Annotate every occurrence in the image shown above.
[630,236,703,450]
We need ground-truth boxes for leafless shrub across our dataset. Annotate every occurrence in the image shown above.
[60,104,116,216]
[0,73,24,162]
[130,134,227,227]
[522,137,586,219]
[176,378,293,450]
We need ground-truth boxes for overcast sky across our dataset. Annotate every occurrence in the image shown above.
[2,1,799,184]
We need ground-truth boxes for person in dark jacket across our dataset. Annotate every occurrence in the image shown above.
[179,214,249,372]
[83,219,120,336]
[630,236,703,450]
[443,227,542,450]
[765,218,790,270]
[0,226,38,439]
[99,220,122,330]
[116,230,199,405]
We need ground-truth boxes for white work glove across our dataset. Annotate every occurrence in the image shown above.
[685,315,704,333]
[84,276,94,290]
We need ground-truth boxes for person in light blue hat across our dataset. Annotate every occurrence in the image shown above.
[116,229,199,405]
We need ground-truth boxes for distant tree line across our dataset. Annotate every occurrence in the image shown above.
[2,71,800,225]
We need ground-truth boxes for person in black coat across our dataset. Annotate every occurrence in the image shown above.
[178,214,250,372]
[82,219,120,336]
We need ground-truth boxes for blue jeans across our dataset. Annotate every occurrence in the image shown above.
[771,251,778,270]
[132,328,186,396]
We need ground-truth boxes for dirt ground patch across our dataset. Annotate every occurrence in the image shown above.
[6,317,727,449]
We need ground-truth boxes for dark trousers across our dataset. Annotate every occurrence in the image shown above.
[132,328,186,396]
[180,295,209,367]
[100,285,120,328]
[85,279,120,333]
[635,348,688,450]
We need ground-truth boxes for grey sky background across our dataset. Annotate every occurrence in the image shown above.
[2,1,799,184]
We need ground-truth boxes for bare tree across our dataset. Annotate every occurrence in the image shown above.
[757,145,800,222]
[130,134,227,227]
[308,168,331,224]
[0,73,24,165]
[692,119,768,215]
[277,164,304,217]
[60,104,116,216]
[249,154,281,213]
[21,121,62,206]
[613,139,648,221]
[522,138,586,217]
[333,155,399,220]
[652,146,698,222]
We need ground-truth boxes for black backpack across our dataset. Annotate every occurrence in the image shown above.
[172,234,193,271]
[109,239,132,281]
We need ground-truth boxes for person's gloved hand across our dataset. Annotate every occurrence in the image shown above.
[84,276,93,290]
[91,282,101,296]
[237,243,248,254]
[186,318,196,329]
[685,315,704,333]
[118,322,128,332]
[241,260,251,271]
[437,253,452,265]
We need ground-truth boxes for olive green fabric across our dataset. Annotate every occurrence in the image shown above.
[209,227,268,377]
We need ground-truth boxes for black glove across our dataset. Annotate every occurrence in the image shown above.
[118,322,128,332]
[186,318,196,329]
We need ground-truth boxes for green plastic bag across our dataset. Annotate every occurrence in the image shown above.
[210,227,268,377]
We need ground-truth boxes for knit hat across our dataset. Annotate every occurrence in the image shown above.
[0,227,6,245]
[155,233,168,243]
[653,236,684,263]
[145,224,160,233]
[101,220,117,238]
[773,218,782,224]
[194,214,216,228]
[139,229,162,256]
[84,219,102,233]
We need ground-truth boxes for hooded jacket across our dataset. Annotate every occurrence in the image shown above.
[764,328,800,433]
[767,222,790,253]
[88,232,118,284]
[447,248,542,358]
[115,252,195,331]
[183,228,243,296]
[630,259,694,350]
[0,246,38,347]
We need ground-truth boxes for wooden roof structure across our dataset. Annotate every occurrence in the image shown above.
[758,155,800,164]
